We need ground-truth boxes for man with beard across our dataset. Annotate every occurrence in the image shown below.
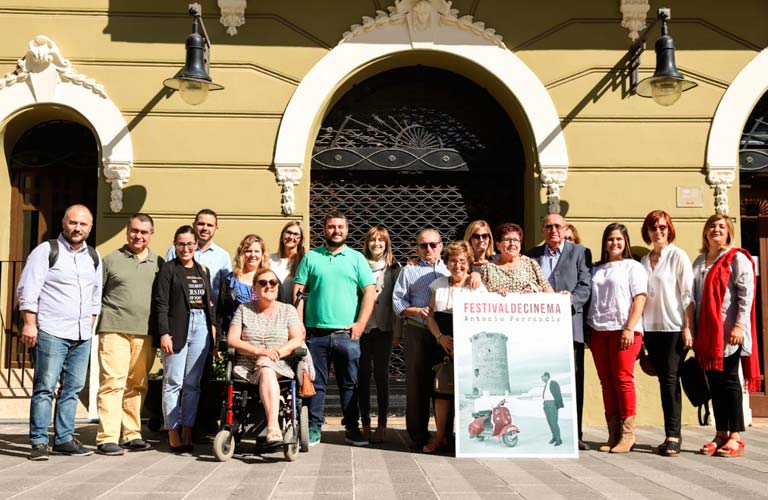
[18,204,102,460]
[293,211,375,447]
[95,213,163,455]
[165,208,231,302]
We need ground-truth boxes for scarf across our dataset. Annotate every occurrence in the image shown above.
[693,247,761,392]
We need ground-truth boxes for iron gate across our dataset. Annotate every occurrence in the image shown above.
[309,66,526,381]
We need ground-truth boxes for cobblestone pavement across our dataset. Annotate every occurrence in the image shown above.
[1,422,768,499]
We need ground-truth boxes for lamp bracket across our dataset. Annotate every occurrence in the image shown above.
[627,8,667,91]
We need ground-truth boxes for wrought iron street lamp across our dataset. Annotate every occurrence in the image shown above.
[629,8,697,106]
[163,3,224,105]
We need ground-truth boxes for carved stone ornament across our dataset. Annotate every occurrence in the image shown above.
[706,168,735,215]
[341,0,506,49]
[103,161,132,213]
[218,0,247,37]
[620,0,650,41]
[539,167,568,214]
[275,166,303,215]
[0,35,106,97]
[0,36,132,213]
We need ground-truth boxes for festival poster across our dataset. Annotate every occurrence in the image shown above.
[453,292,578,458]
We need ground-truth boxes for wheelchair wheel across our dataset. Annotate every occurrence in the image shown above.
[299,404,309,452]
[212,430,236,462]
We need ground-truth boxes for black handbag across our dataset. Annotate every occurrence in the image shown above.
[433,357,454,395]
[680,356,711,426]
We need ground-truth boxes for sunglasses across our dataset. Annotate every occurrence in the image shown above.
[543,224,563,231]
[651,225,668,232]
[257,279,280,287]
[471,233,490,240]
[417,242,440,250]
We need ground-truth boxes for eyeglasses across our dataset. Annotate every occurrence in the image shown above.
[283,231,301,239]
[470,233,490,241]
[543,224,563,231]
[564,236,575,242]
[501,237,521,244]
[257,279,280,287]
[128,227,152,236]
[174,242,196,249]
[417,242,441,250]
[447,258,468,266]
[651,225,668,232]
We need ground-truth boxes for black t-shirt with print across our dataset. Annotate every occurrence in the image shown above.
[182,265,207,309]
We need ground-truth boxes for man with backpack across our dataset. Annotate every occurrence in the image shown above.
[18,204,103,460]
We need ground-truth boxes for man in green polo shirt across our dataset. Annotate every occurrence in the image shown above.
[95,213,164,455]
[293,211,375,447]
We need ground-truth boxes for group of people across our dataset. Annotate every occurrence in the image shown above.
[18,203,758,461]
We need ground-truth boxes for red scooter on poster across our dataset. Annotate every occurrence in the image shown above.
[467,398,520,447]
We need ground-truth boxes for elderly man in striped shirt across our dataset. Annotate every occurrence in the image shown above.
[392,228,449,448]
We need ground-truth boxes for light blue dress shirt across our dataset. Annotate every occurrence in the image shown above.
[392,259,449,322]
[542,241,564,287]
[17,234,103,341]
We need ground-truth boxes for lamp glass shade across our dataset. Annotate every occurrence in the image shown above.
[651,78,682,106]
[179,79,210,105]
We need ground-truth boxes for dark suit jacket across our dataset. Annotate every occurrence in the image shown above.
[549,380,564,409]
[527,241,592,343]
[153,258,216,352]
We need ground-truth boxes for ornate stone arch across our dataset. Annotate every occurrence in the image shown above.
[706,48,768,215]
[0,35,132,212]
[273,0,568,215]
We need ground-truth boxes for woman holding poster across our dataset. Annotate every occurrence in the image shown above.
[481,223,552,294]
[425,241,486,454]
[587,223,647,454]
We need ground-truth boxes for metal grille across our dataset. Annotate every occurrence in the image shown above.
[310,175,470,379]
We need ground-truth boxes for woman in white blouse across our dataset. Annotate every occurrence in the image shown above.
[640,211,693,457]
[269,221,305,303]
[587,223,647,454]
[424,241,486,454]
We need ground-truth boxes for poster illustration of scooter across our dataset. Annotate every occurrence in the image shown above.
[453,292,578,458]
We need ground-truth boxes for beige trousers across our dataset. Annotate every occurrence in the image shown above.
[96,333,156,444]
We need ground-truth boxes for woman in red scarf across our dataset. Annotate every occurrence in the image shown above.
[692,214,758,457]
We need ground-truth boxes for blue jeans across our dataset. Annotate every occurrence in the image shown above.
[161,309,210,429]
[29,330,92,446]
[306,329,361,430]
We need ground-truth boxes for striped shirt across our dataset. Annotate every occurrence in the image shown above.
[392,259,449,322]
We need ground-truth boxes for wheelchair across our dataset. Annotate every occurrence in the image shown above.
[212,345,310,462]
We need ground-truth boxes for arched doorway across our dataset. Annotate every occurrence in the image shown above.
[310,66,525,258]
[3,119,98,371]
[8,120,98,259]
[740,92,768,414]
[309,66,525,398]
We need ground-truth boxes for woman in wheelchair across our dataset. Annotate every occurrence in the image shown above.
[226,268,303,443]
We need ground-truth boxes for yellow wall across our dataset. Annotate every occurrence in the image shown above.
[1,0,766,425]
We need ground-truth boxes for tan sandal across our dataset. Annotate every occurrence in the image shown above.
[266,427,283,443]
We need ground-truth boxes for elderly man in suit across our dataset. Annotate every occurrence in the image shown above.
[527,213,592,450]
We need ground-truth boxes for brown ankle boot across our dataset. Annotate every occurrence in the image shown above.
[610,416,636,453]
[598,415,621,452]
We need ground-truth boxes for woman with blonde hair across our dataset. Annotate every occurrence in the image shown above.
[217,234,269,336]
[270,221,305,303]
[359,225,401,443]
[693,214,758,457]
[463,220,495,272]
